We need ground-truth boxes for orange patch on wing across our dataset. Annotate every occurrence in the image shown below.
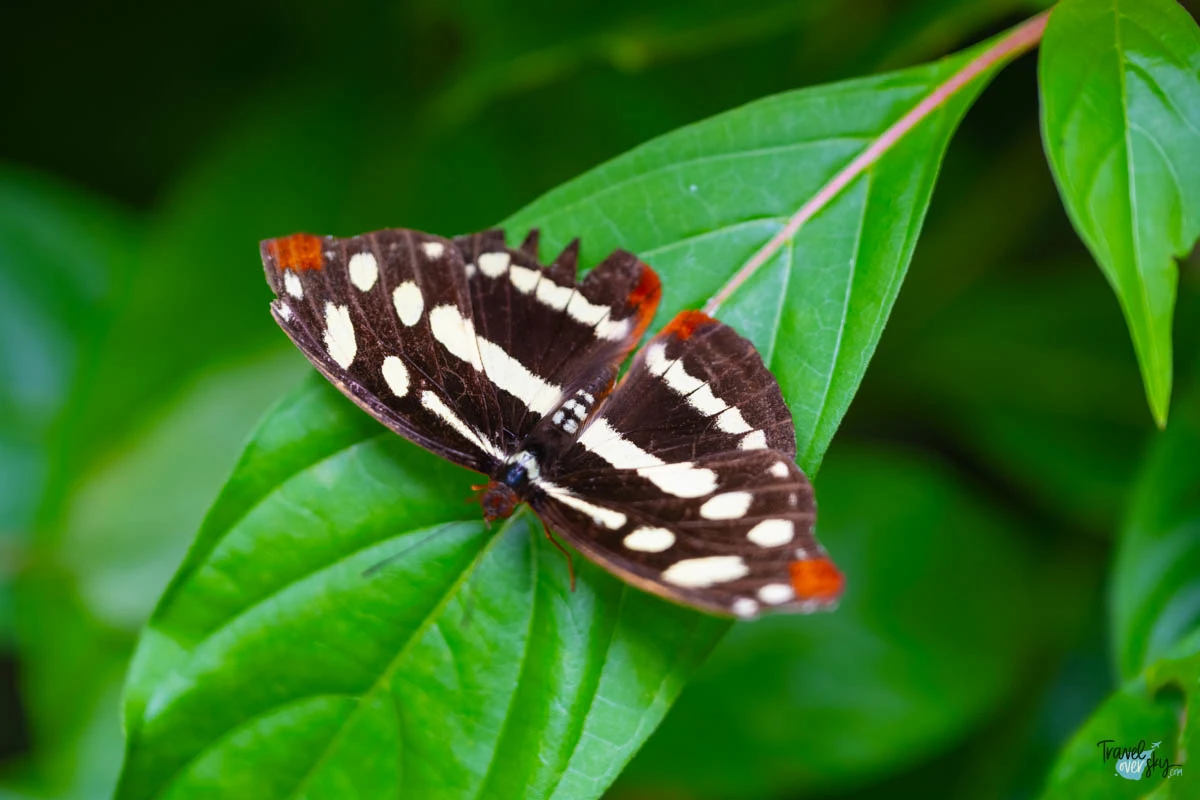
[789,557,844,602]
[663,309,716,341]
[265,233,324,271]
[625,264,662,340]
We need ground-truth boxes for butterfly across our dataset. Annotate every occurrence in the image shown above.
[261,227,843,618]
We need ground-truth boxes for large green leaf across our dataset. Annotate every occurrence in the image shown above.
[1038,645,1197,800]
[119,23,1033,799]
[617,446,1043,798]
[1113,357,1200,681]
[1039,0,1200,426]
[504,34,1014,471]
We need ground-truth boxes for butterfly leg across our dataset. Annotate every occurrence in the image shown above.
[541,522,576,592]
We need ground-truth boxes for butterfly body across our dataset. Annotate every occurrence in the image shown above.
[262,227,843,618]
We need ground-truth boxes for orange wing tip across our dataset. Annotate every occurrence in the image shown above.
[663,309,717,341]
[627,263,662,308]
[789,557,844,602]
[625,263,662,340]
[263,233,324,271]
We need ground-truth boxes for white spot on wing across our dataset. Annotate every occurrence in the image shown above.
[421,241,445,259]
[758,583,795,605]
[348,252,379,292]
[277,302,292,321]
[577,418,717,497]
[623,526,675,553]
[645,342,767,441]
[699,491,753,520]
[769,461,790,478]
[732,597,760,618]
[476,337,563,415]
[381,356,410,397]
[716,407,753,434]
[536,280,573,310]
[746,519,794,547]
[429,304,563,415]
[419,391,501,459]
[532,280,628,341]
[284,270,303,299]
[740,431,767,450]
[509,265,541,293]
[637,461,717,498]
[540,482,627,529]
[478,251,511,278]
[594,317,631,341]
[564,295,609,326]
[662,556,749,588]
[393,281,424,326]
[323,303,357,369]
[429,305,483,369]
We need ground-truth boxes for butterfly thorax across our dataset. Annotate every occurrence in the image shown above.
[480,448,541,521]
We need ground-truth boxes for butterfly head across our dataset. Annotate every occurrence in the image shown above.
[479,481,520,522]
[479,449,542,521]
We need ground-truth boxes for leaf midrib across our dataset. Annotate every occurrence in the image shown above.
[1112,0,1162,401]
[522,137,872,230]
[282,513,523,800]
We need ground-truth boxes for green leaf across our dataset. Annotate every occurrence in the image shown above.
[868,266,1156,533]
[1038,648,1196,800]
[57,348,307,632]
[504,23,1025,472]
[120,378,727,799]
[5,351,307,800]
[0,166,137,538]
[1113,358,1200,680]
[1039,0,1200,426]
[120,23,1032,799]
[618,446,1043,798]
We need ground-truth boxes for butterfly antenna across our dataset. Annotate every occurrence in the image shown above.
[542,522,576,592]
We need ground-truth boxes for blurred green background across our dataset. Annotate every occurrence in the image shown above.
[3,1,1199,798]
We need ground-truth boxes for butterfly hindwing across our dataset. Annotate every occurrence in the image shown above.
[525,310,841,617]
[532,448,838,617]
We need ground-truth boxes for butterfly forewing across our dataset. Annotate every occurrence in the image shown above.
[263,230,507,472]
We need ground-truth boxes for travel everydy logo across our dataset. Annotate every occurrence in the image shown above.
[1096,739,1183,781]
